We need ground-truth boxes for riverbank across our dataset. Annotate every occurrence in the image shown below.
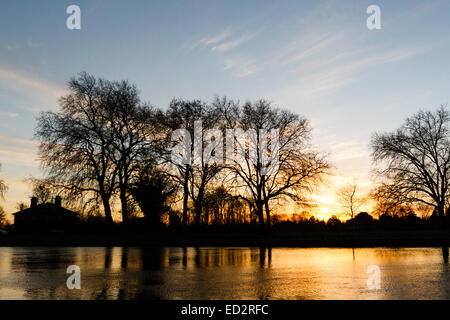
[1,230,450,247]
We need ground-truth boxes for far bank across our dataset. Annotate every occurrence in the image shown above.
[2,229,450,247]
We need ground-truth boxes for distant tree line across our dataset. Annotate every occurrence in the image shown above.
[271,211,442,233]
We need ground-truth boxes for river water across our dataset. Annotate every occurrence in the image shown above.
[0,247,449,299]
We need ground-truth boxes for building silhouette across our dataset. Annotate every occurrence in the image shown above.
[13,196,79,232]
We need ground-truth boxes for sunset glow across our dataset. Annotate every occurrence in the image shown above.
[1,0,449,224]
[2,1,450,308]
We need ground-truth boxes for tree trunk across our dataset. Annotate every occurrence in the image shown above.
[194,201,203,226]
[194,182,206,226]
[102,196,113,224]
[256,202,265,232]
[264,200,271,233]
[120,188,128,225]
[437,202,446,230]
[182,164,190,226]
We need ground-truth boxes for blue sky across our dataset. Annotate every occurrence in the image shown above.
[1,0,450,219]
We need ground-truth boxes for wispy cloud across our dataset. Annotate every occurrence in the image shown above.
[277,31,346,66]
[0,65,63,96]
[0,112,19,118]
[5,43,20,52]
[26,38,44,48]
[0,135,40,215]
[328,140,369,162]
[0,64,65,112]
[186,0,434,89]
[383,0,444,29]
[199,28,233,47]
[183,26,263,78]
[270,45,426,104]
[0,134,38,167]
[187,26,259,54]
[211,32,258,53]
[223,58,259,78]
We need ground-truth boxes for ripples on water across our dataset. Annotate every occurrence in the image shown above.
[0,247,449,300]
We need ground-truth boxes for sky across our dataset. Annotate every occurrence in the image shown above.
[1,0,450,222]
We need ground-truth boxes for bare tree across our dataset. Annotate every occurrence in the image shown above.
[372,106,450,224]
[28,179,55,204]
[0,163,7,200]
[160,99,223,226]
[36,72,161,224]
[336,181,367,219]
[103,81,162,224]
[0,206,7,227]
[131,167,178,226]
[36,72,119,223]
[217,97,329,232]
[203,185,246,225]
[16,202,28,211]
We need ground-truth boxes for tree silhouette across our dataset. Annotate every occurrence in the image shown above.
[0,162,7,200]
[131,168,177,227]
[0,163,7,227]
[336,181,367,220]
[326,215,342,228]
[29,180,56,204]
[216,97,329,232]
[0,206,6,227]
[15,202,28,211]
[36,72,162,224]
[36,73,119,223]
[160,99,222,226]
[203,185,246,225]
[372,106,450,226]
[102,81,162,224]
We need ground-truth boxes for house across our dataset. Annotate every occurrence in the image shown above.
[13,196,79,232]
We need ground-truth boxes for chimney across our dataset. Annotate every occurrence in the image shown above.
[55,196,62,208]
[31,197,38,208]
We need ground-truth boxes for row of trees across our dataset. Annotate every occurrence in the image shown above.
[272,211,441,232]
[24,72,450,231]
[34,72,329,232]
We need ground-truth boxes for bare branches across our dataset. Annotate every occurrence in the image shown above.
[162,99,224,225]
[371,106,450,219]
[35,74,329,229]
[36,72,153,223]
[336,181,367,219]
[216,97,330,230]
[0,163,7,200]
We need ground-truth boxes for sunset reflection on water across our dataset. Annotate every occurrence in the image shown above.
[0,247,449,299]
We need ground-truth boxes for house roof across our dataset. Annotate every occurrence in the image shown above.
[13,203,79,217]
